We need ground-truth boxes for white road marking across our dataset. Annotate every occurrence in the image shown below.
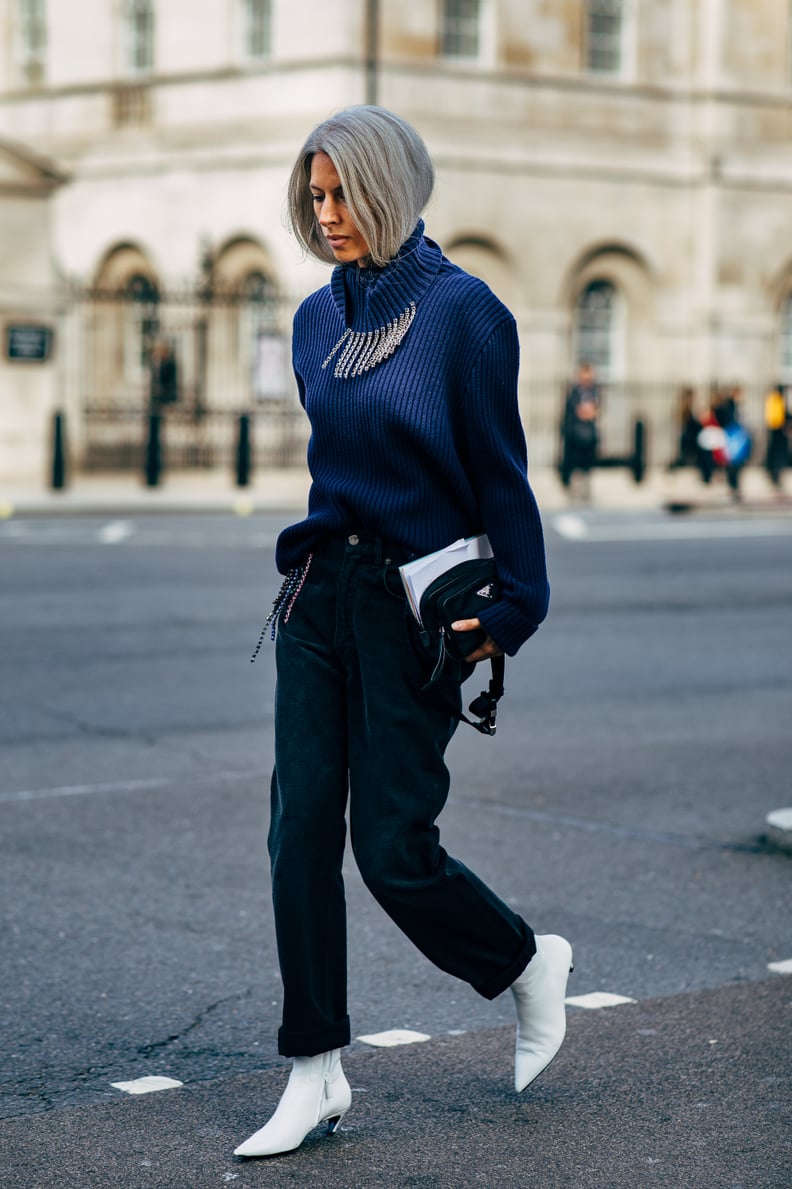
[553,513,588,539]
[356,1029,431,1047]
[565,992,636,1009]
[111,1076,183,1094]
[767,959,792,975]
[766,808,792,855]
[0,769,267,806]
[0,520,280,549]
[553,514,792,542]
[98,520,134,544]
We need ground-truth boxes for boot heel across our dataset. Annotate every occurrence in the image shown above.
[326,1110,347,1135]
[233,1049,349,1158]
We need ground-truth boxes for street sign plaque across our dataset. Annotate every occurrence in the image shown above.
[6,324,54,362]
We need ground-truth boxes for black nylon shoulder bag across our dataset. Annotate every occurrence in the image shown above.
[417,557,505,736]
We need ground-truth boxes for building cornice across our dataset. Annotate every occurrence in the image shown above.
[45,137,792,198]
[0,56,791,112]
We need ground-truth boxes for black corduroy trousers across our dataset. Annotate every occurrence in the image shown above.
[268,533,536,1057]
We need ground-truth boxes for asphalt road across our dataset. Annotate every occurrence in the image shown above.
[1,508,790,1187]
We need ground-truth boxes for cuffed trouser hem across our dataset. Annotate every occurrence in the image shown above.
[477,931,537,1001]
[278,1016,351,1058]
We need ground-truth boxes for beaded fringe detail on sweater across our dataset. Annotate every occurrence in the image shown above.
[250,553,313,662]
[322,301,417,379]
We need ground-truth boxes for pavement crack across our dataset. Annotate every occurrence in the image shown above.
[135,992,244,1057]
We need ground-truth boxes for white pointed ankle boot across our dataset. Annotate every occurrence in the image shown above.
[233,1049,351,1158]
[510,934,573,1092]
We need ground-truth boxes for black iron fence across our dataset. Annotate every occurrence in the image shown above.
[80,402,309,473]
[71,281,307,473]
[63,284,776,478]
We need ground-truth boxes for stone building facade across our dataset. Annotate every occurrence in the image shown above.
[1,0,791,478]
[0,135,64,481]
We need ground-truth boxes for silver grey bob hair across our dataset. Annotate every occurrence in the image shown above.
[287,106,435,268]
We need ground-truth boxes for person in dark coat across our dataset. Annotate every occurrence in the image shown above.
[149,339,179,407]
[670,386,704,470]
[561,361,600,494]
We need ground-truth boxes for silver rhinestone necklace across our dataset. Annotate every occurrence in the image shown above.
[321,301,417,379]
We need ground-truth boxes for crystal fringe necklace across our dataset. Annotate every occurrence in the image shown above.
[321,301,417,379]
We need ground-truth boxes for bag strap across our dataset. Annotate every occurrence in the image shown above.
[421,634,506,736]
[460,655,506,736]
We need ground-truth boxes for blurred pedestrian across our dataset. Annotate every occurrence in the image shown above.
[234,105,572,1161]
[670,386,703,471]
[764,382,789,490]
[713,385,737,430]
[561,361,600,497]
[149,338,179,408]
[699,386,751,500]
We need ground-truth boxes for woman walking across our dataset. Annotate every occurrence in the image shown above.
[235,106,573,1159]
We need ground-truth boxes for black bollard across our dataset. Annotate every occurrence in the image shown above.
[235,413,252,487]
[51,410,67,490]
[145,412,162,487]
[631,418,646,484]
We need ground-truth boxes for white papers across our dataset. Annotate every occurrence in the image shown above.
[253,331,290,401]
[399,535,493,624]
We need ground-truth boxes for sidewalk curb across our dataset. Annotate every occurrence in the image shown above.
[0,496,309,518]
[662,497,792,517]
[1,467,790,519]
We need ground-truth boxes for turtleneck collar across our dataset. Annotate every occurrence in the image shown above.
[330,220,443,332]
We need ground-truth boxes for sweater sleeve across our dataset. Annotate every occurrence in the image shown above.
[460,315,550,655]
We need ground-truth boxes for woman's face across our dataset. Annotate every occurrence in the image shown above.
[309,152,370,266]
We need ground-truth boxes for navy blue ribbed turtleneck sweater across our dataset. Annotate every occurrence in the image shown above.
[276,222,549,656]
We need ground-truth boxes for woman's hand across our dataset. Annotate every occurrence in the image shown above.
[450,617,504,664]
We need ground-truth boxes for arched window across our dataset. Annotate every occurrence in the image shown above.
[89,246,161,402]
[781,294,792,381]
[575,280,618,378]
[586,0,624,74]
[440,0,481,59]
[240,269,273,306]
[125,273,158,303]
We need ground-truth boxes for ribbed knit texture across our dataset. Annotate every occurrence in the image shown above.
[276,222,549,656]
